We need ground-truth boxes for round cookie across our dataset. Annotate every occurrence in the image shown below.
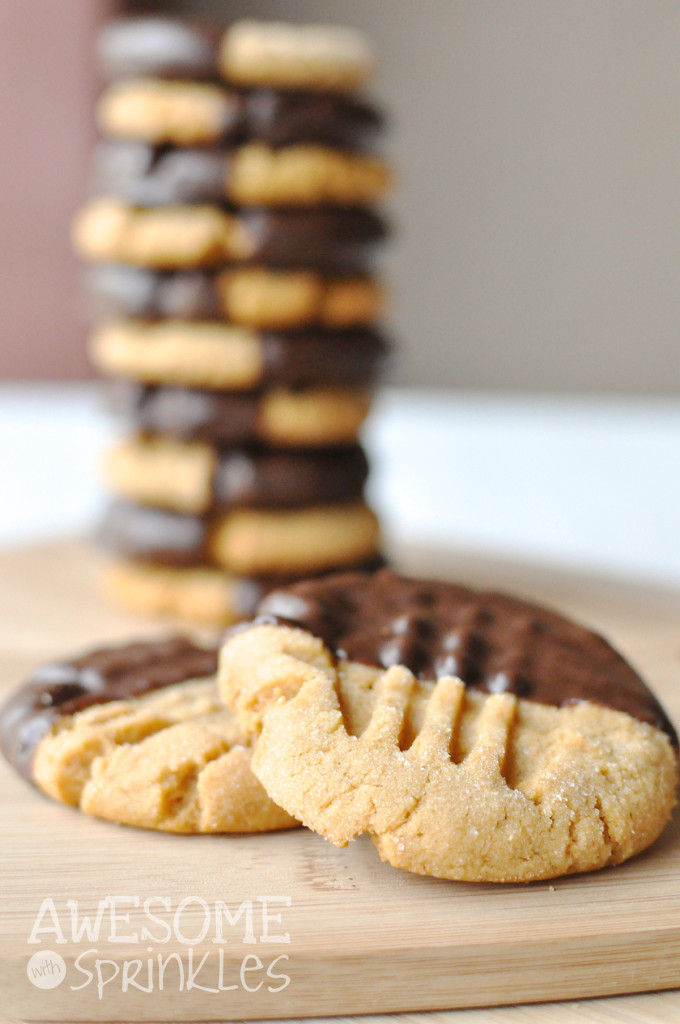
[113,382,373,448]
[93,140,391,207]
[97,80,383,149]
[101,561,256,624]
[90,319,388,390]
[100,556,385,626]
[220,20,373,93]
[72,198,247,269]
[73,197,387,270]
[104,437,369,514]
[0,637,297,833]
[99,500,381,577]
[87,264,384,328]
[218,570,678,882]
[97,17,221,80]
[97,79,238,147]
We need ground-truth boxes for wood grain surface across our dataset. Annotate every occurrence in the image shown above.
[1,538,679,1023]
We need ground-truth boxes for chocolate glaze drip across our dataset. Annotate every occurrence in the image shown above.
[256,568,678,743]
[0,638,218,782]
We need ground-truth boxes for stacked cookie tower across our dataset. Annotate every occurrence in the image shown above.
[72,17,391,624]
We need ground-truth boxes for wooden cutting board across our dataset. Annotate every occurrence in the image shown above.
[1,538,679,1023]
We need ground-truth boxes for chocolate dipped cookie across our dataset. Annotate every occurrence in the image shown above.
[98,17,374,95]
[93,140,390,207]
[99,499,381,578]
[112,382,373,448]
[0,637,297,833]
[104,437,369,514]
[90,320,389,390]
[87,265,384,329]
[97,78,383,149]
[219,569,678,882]
[73,197,387,271]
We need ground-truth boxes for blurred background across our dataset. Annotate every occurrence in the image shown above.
[2,0,680,589]
[4,0,680,391]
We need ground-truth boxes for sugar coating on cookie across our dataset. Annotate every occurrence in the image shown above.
[219,570,678,882]
[221,20,373,92]
[0,637,296,833]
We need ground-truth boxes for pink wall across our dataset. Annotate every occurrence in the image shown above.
[0,1,111,379]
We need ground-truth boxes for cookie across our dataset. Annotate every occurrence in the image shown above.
[104,437,369,514]
[100,556,385,626]
[218,570,678,882]
[113,382,373,448]
[97,18,221,81]
[90,319,388,390]
[97,79,383,149]
[97,80,237,147]
[0,637,297,833]
[93,140,391,207]
[100,500,382,576]
[73,197,387,270]
[101,561,254,624]
[87,264,384,328]
[220,20,373,93]
[72,197,246,269]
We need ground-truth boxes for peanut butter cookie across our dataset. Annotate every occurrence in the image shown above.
[0,638,297,833]
[219,570,678,882]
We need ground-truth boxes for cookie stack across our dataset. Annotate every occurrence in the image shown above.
[72,17,391,624]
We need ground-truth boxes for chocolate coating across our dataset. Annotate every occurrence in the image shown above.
[0,638,218,782]
[99,501,207,566]
[87,265,223,320]
[93,141,231,207]
[240,207,388,272]
[97,18,221,80]
[242,89,383,150]
[256,569,678,743]
[104,324,386,388]
[213,445,369,509]
[259,327,389,387]
[94,131,387,206]
[111,383,270,446]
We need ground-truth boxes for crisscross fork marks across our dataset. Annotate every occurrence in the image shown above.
[360,666,415,746]
[463,690,517,782]
[220,624,678,881]
[408,675,465,761]
[32,676,298,833]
